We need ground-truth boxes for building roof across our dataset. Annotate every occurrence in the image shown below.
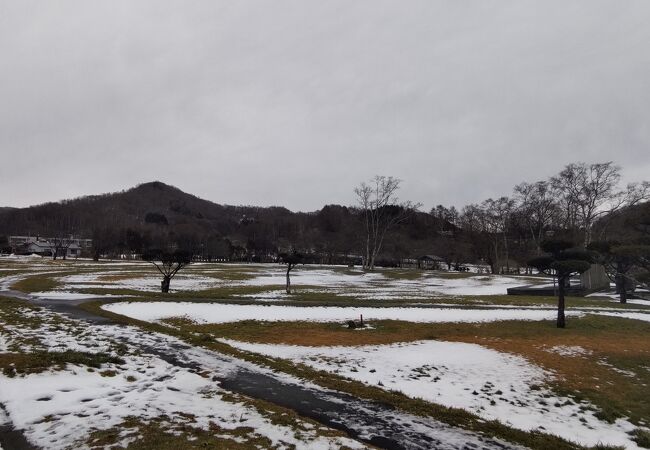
[418,254,444,261]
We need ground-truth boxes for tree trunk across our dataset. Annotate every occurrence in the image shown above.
[161,276,171,293]
[492,241,499,274]
[364,234,371,270]
[557,276,566,328]
[503,233,510,274]
[615,274,627,304]
[286,265,292,294]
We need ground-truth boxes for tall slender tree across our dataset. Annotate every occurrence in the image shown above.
[354,176,420,270]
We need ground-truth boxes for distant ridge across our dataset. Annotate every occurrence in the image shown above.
[0,181,299,237]
[0,180,645,263]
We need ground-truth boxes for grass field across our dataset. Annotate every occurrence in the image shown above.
[174,315,650,426]
[2,256,650,449]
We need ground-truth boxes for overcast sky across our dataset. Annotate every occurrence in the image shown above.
[1,1,649,212]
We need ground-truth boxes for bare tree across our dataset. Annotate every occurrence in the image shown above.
[589,241,650,303]
[514,181,560,252]
[354,176,420,270]
[461,197,514,274]
[431,205,459,234]
[51,236,72,260]
[552,162,650,246]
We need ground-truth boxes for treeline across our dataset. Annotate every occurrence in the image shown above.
[0,163,648,270]
[436,161,650,274]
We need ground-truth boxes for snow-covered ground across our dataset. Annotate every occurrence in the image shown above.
[3,260,650,448]
[102,302,582,325]
[594,311,650,323]
[56,272,223,293]
[2,261,549,299]
[2,354,364,450]
[31,291,127,300]
[223,339,640,449]
[244,267,542,299]
[0,304,367,450]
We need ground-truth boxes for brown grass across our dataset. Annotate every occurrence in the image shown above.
[186,315,650,426]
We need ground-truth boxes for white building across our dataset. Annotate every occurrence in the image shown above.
[9,236,89,258]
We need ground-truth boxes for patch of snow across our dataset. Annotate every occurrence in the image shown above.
[546,346,592,357]
[0,334,8,352]
[597,360,637,378]
[224,339,639,449]
[59,273,223,292]
[102,302,581,325]
[628,298,650,306]
[595,312,650,323]
[245,269,540,298]
[32,291,128,300]
[1,254,42,259]
[236,289,288,301]
[586,293,650,307]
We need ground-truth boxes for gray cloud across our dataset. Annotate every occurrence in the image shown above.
[1,0,649,211]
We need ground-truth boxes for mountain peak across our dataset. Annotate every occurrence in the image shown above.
[132,181,179,192]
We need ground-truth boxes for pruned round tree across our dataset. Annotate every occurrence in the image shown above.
[278,251,304,294]
[142,249,192,293]
[588,241,650,303]
[528,240,592,328]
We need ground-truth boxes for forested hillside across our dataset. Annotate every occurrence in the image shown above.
[1,162,648,269]
[0,181,447,264]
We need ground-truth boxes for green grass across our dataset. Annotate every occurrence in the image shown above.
[632,429,650,448]
[0,350,125,377]
[378,269,426,280]
[199,267,258,281]
[450,293,650,310]
[11,274,62,293]
[88,420,275,450]
[85,413,363,450]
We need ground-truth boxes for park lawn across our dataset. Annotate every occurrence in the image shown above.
[9,263,648,312]
[95,270,158,282]
[87,299,599,450]
[0,296,369,450]
[451,294,650,310]
[10,274,63,293]
[0,296,125,375]
[180,314,650,432]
